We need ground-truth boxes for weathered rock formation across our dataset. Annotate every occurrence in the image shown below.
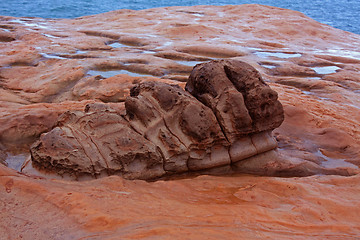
[186,60,283,162]
[30,60,284,179]
[186,60,284,138]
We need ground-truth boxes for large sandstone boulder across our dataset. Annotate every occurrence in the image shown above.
[186,59,284,164]
[30,60,285,180]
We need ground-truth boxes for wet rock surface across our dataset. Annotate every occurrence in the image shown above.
[1,4,360,239]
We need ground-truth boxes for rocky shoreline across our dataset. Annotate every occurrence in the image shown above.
[1,4,360,239]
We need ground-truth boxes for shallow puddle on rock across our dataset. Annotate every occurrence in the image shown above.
[192,13,204,17]
[55,50,95,59]
[10,19,51,30]
[302,90,331,101]
[321,49,360,60]
[311,66,340,74]
[108,42,127,48]
[163,41,173,47]
[75,50,88,54]
[174,60,203,66]
[316,150,359,170]
[42,33,61,39]
[88,69,152,78]
[40,53,67,59]
[177,11,204,17]
[142,50,157,54]
[260,64,277,69]
[254,51,302,59]
[5,153,29,172]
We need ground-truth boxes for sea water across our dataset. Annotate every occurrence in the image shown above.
[0,0,359,35]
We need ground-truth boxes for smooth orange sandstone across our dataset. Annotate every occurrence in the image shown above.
[1,164,360,239]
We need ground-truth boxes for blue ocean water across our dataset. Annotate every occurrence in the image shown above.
[0,0,359,35]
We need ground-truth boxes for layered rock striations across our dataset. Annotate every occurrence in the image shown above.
[30,60,284,179]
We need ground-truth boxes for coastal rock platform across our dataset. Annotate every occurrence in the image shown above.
[1,4,360,239]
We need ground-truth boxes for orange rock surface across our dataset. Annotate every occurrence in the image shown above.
[1,4,359,239]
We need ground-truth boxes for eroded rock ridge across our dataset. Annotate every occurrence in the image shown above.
[30,60,284,179]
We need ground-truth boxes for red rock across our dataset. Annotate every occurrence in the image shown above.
[29,60,287,179]
[30,108,165,180]
[186,59,284,139]
[0,100,95,149]
[1,4,360,239]
[126,81,229,172]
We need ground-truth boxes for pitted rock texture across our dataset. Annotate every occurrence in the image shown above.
[125,81,230,172]
[30,109,165,180]
[30,60,284,179]
[186,59,284,141]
